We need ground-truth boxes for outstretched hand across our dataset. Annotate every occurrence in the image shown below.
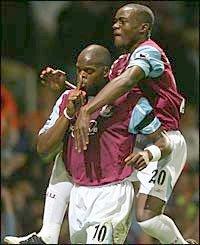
[40,67,67,91]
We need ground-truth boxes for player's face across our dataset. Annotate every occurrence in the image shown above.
[76,56,107,96]
[113,8,143,50]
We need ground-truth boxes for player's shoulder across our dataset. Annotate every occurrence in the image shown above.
[131,40,163,61]
[61,89,71,96]
[135,43,160,55]
[141,39,162,50]
[55,89,71,106]
[58,89,71,99]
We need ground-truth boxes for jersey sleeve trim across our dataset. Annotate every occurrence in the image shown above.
[126,45,164,78]
[38,90,70,135]
[128,97,161,135]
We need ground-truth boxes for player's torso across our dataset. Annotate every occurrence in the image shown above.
[109,39,185,131]
[63,91,141,186]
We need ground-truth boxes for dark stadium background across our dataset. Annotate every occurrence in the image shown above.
[1,1,199,244]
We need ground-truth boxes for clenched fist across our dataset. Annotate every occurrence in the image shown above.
[66,89,87,118]
[125,150,153,171]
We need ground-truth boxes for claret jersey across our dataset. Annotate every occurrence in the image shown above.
[109,39,185,131]
[39,89,160,186]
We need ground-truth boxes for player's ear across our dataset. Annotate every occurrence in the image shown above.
[140,23,150,34]
[103,66,110,78]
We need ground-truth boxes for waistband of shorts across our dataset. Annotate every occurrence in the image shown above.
[74,178,131,189]
[166,130,182,136]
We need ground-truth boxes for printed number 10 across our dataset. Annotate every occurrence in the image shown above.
[93,224,107,242]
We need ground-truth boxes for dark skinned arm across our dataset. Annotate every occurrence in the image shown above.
[37,115,71,155]
[74,65,145,152]
[125,128,172,171]
[87,65,144,113]
[39,65,86,155]
[37,89,85,155]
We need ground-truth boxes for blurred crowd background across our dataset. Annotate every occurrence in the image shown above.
[1,1,199,244]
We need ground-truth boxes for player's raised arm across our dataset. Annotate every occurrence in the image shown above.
[37,89,86,156]
[40,67,67,91]
[74,65,145,152]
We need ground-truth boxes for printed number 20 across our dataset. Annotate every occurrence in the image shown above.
[93,224,107,242]
[149,170,166,185]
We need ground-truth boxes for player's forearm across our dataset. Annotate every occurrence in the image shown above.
[85,66,145,114]
[37,115,70,155]
[146,129,172,161]
[154,132,172,160]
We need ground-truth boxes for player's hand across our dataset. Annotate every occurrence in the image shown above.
[74,105,90,152]
[66,89,87,118]
[125,150,151,171]
[40,67,66,91]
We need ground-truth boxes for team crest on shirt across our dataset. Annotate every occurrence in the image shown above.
[69,105,114,138]
[70,119,98,137]
[139,53,149,60]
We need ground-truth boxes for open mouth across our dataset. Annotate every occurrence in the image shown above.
[113,31,121,37]
[114,33,122,41]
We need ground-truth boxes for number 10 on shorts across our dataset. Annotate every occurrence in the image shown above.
[86,222,113,244]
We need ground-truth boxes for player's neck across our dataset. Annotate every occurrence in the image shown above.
[129,37,149,53]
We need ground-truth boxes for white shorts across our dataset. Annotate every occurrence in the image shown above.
[128,130,187,202]
[68,180,134,244]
